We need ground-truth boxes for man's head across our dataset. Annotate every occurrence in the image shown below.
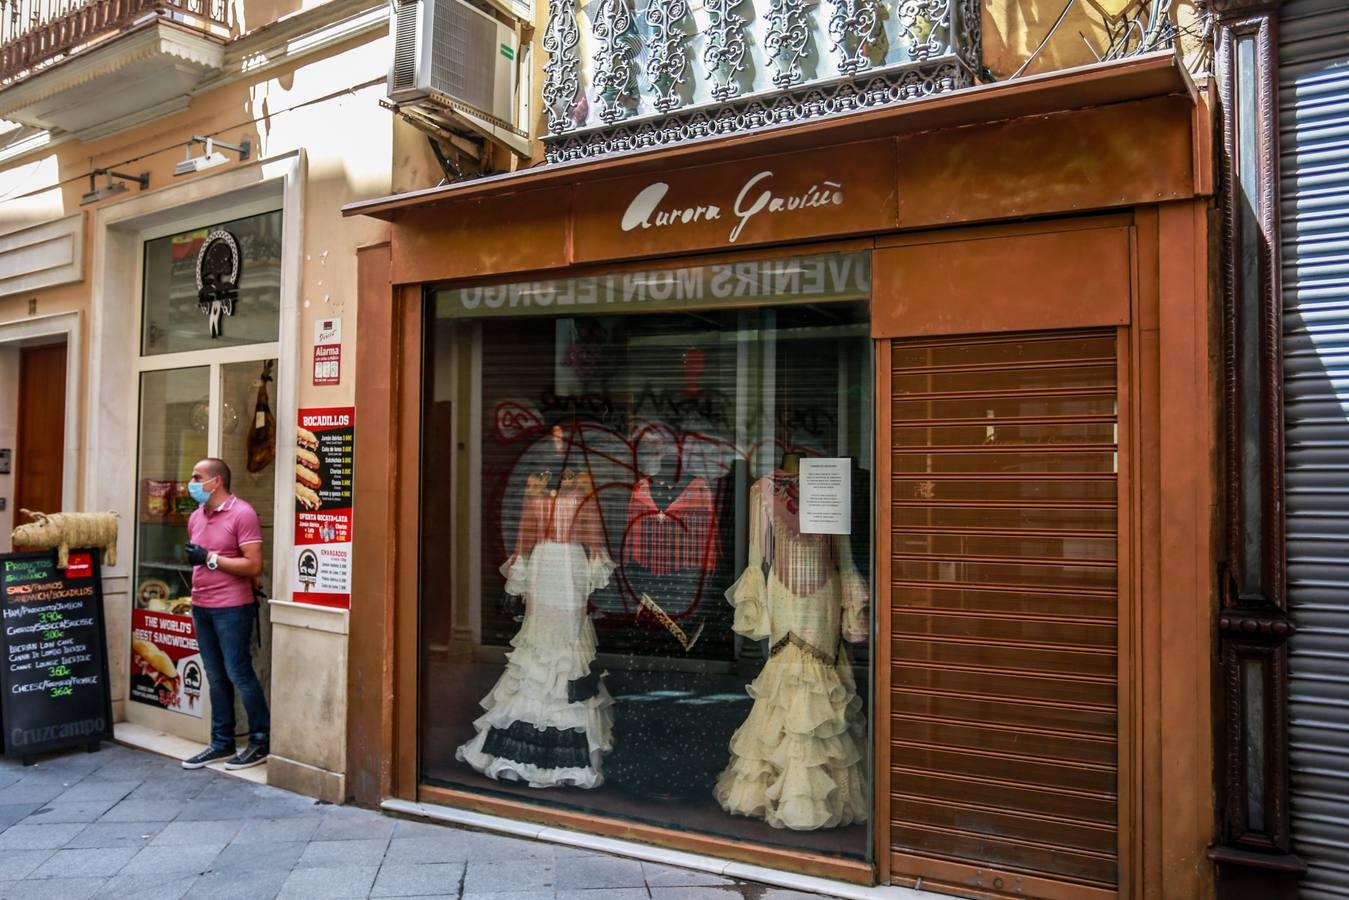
[190,458,232,502]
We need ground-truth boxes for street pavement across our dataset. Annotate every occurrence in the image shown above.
[0,742,837,899]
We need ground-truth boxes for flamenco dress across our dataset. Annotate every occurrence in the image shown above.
[715,472,870,830]
[457,472,616,789]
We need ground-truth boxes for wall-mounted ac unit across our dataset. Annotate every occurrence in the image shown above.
[387,0,526,154]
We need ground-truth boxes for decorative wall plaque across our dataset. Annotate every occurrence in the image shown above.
[195,229,240,338]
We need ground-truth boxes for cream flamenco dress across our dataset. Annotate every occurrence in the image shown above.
[457,471,616,789]
[715,471,870,830]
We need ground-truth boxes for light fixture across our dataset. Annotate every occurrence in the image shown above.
[79,168,150,205]
[173,136,251,176]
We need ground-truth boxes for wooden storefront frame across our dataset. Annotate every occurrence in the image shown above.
[348,59,1218,898]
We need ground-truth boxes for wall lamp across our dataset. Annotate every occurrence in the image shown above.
[174,136,251,176]
[79,168,149,205]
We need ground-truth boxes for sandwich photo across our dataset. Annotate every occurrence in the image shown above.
[297,427,318,450]
[295,464,321,490]
[295,483,321,510]
[296,446,320,470]
[131,638,180,707]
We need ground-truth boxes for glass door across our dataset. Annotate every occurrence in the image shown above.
[128,208,282,735]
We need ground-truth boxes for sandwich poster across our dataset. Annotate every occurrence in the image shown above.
[130,610,204,718]
[293,406,354,609]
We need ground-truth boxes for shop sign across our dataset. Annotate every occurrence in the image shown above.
[195,230,241,339]
[435,252,870,319]
[313,318,342,386]
[292,407,354,609]
[571,140,898,262]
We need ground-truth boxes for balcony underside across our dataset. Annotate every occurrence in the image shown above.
[0,19,224,141]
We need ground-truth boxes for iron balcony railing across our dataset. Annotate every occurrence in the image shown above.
[0,0,230,84]
[539,0,980,162]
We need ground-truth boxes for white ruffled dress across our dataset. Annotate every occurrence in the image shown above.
[715,473,870,830]
[457,473,616,789]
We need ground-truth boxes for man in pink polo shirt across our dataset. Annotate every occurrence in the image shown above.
[179,457,270,771]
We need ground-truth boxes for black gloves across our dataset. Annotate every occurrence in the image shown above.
[185,543,209,566]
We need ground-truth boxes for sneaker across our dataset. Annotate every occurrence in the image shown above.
[182,746,235,769]
[224,743,269,770]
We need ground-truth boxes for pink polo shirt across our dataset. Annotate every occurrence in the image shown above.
[187,494,263,608]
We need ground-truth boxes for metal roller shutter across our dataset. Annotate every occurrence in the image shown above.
[1280,1,1349,896]
[888,330,1119,893]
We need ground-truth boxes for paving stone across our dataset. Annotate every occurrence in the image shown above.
[210,839,308,872]
[642,863,736,888]
[0,877,108,899]
[23,799,119,823]
[120,842,224,876]
[54,780,141,802]
[461,893,556,900]
[186,869,290,900]
[277,864,380,899]
[94,874,201,900]
[29,847,138,879]
[175,799,277,821]
[0,822,87,849]
[463,860,556,894]
[385,836,475,864]
[757,890,829,900]
[455,832,554,861]
[0,848,54,879]
[0,804,40,828]
[371,862,466,897]
[314,810,398,841]
[553,855,646,890]
[152,819,244,846]
[556,891,650,900]
[296,837,391,868]
[229,816,323,844]
[100,799,185,822]
[124,777,212,802]
[391,818,454,839]
[64,821,165,849]
[649,888,747,900]
[0,781,74,805]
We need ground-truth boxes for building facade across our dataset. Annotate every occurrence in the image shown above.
[341,3,1222,895]
[3,0,1345,893]
[0,0,422,801]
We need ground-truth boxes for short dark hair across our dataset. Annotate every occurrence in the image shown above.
[201,458,232,491]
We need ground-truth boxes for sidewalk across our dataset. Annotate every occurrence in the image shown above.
[0,742,839,899]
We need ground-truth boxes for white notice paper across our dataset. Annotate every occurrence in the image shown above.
[798,458,851,535]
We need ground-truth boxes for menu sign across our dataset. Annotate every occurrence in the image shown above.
[0,550,114,759]
[293,407,355,608]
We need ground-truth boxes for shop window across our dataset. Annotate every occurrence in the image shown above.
[140,210,282,356]
[420,253,874,859]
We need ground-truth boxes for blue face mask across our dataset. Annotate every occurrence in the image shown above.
[188,479,213,505]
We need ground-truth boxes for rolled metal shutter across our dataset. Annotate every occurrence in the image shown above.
[1280,2,1349,895]
[888,330,1119,893]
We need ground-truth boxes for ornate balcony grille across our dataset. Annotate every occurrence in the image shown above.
[0,0,230,84]
[541,0,979,162]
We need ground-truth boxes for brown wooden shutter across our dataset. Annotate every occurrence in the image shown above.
[887,329,1120,893]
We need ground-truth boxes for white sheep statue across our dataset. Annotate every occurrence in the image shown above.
[11,510,119,569]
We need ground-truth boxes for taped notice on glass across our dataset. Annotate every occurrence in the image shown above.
[799,458,851,535]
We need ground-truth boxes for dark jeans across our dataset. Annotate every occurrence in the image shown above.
[192,604,269,750]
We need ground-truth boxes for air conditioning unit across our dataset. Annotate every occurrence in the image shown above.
[387,0,525,152]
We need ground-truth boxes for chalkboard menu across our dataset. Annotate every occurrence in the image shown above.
[0,550,114,760]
